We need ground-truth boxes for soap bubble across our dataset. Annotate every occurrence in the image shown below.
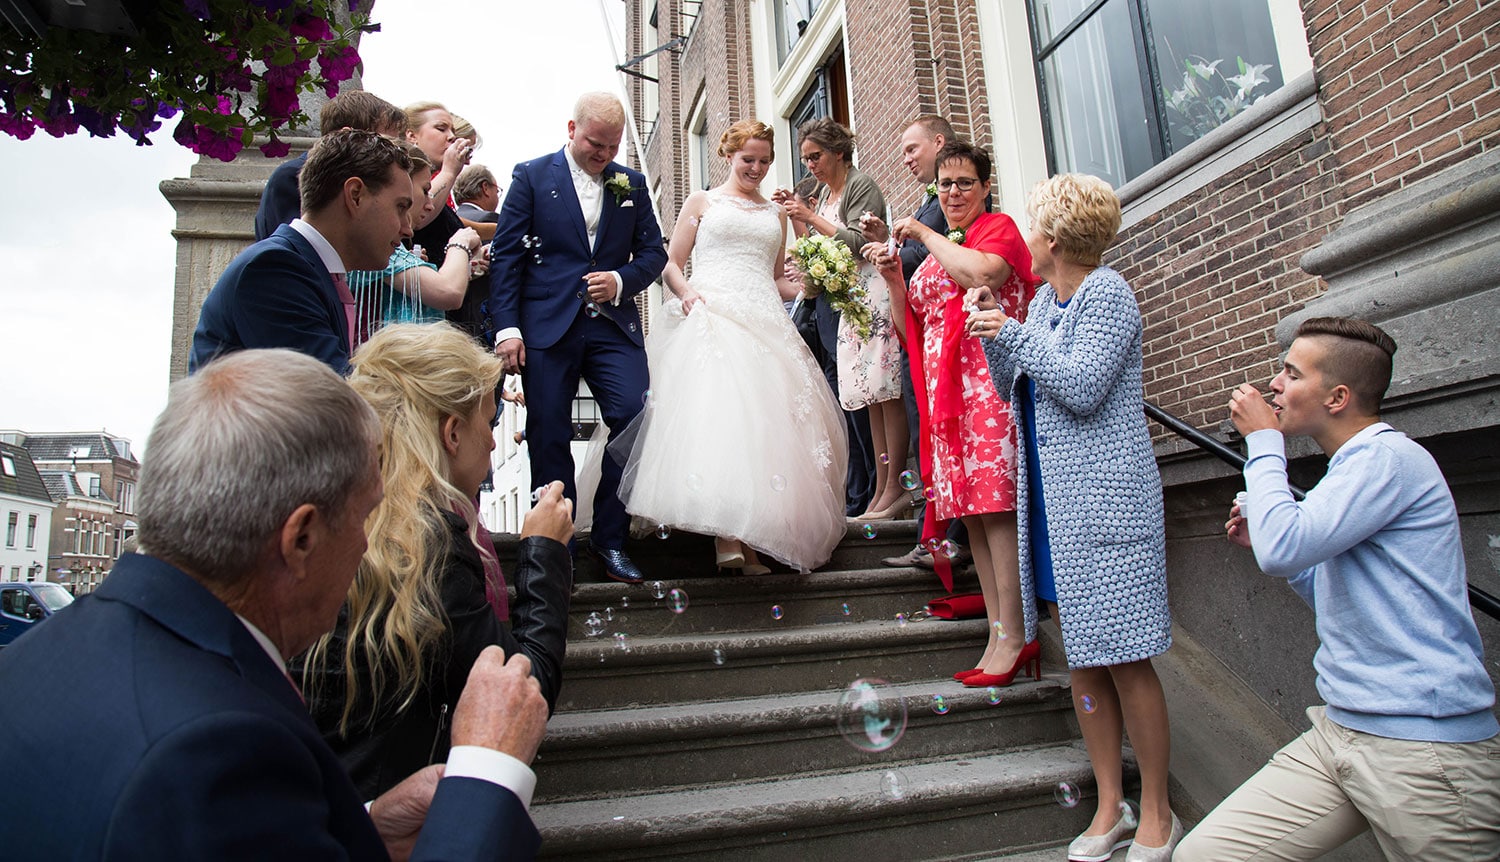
[861,524,878,540]
[585,302,601,318]
[898,471,921,490]
[895,613,909,627]
[1054,781,1082,808]
[993,621,1008,641]
[711,648,725,665]
[881,769,907,801]
[620,596,629,609]
[668,588,689,614]
[604,607,614,622]
[613,632,630,652]
[835,678,908,753]
[936,540,960,560]
[584,612,604,637]
[685,473,703,491]
[655,524,672,540]
[642,389,654,406]
[651,581,666,599]
[533,254,543,265]
[923,486,937,502]
[878,452,890,465]
[841,602,852,616]
[985,687,1003,705]
[770,474,787,492]
[930,694,949,715]
[1080,694,1096,714]
[771,605,784,620]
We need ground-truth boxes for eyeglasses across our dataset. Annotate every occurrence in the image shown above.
[937,178,982,192]
[801,150,826,165]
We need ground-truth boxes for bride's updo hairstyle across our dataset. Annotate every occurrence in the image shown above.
[718,120,775,159]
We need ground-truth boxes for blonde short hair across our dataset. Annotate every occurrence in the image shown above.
[718,120,774,159]
[573,92,626,128]
[1027,173,1122,266]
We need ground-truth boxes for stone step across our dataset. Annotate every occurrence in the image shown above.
[494,519,924,584]
[533,744,1109,861]
[565,566,980,636]
[536,675,1078,802]
[556,617,995,711]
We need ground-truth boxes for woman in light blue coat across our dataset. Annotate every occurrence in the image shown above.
[966,174,1179,862]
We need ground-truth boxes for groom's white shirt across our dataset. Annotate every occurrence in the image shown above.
[493,147,626,348]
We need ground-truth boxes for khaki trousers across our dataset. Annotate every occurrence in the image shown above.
[1176,706,1500,861]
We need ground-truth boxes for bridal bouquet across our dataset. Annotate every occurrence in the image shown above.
[792,233,873,339]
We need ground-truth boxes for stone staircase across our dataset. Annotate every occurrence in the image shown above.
[502,521,1133,860]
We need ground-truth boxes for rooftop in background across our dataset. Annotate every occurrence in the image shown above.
[38,472,113,505]
[0,442,52,505]
[0,431,135,463]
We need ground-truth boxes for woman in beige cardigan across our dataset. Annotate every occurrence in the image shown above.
[779,118,909,521]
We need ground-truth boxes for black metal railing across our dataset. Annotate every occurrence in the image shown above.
[1144,402,1500,622]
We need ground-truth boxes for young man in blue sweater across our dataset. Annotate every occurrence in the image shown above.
[1177,317,1499,861]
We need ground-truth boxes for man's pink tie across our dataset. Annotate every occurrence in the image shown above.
[331,271,356,354]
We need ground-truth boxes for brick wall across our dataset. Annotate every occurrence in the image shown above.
[844,0,993,220]
[1118,0,1498,434]
[1306,0,1499,211]
[1118,129,1341,433]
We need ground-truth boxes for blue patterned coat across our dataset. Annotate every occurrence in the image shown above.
[982,266,1170,668]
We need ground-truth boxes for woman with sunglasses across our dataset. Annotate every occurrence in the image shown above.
[865,140,1040,689]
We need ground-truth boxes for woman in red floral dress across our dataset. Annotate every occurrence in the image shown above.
[867,140,1040,686]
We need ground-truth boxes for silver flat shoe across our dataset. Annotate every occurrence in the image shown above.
[1068,801,1137,862]
[1124,812,1183,862]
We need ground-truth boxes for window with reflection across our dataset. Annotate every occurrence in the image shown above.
[775,0,823,63]
[1028,0,1305,187]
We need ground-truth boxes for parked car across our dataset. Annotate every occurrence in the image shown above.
[0,582,74,647]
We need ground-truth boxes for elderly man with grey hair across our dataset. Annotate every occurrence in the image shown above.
[0,349,547,861]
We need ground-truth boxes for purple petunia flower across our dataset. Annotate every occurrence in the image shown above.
[260,134,291,158]
[0,110,37,140]
[73,104,117,138]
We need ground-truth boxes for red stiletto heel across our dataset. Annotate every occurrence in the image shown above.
[953,668,983,681]
[963,640,1041,687]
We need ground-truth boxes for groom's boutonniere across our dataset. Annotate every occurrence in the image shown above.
[946,226,966,245]
[926,182,938,198]
[605,171,634,204]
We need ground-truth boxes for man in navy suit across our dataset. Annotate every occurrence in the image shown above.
[191,129,417,376]
[489,92,667,584]
[253,89,409,240]
[0,349,548,860]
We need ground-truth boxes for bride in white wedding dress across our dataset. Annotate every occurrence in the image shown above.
[614,120,848,573]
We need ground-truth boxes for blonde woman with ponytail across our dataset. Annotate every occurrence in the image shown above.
[298,322,573,800]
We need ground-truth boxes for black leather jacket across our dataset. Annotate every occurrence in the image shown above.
[297,512,571,799]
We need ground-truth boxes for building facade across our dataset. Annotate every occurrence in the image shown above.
[6,432,141,592]
[0,443,52,584]
[621,0,1500,820]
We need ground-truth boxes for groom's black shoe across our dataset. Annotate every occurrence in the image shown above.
[592,545,645,585]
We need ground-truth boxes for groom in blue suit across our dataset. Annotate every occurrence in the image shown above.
[489,92,667,584]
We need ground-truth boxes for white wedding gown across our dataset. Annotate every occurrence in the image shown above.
[615,191,848,572]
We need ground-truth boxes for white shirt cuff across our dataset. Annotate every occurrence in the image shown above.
[1243,428,1286,463]
[445,745,537,811]
[609,271,623,306]
[493,327,522,347]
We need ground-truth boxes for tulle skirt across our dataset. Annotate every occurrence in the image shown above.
[613,299,848,572]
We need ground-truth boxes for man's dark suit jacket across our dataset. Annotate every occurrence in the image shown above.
[189,223,351,376]
[487,150,667,350]
[254,152,306,240]
[0,553,539,860]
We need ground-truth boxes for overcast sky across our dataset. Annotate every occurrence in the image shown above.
[0,0,628,453]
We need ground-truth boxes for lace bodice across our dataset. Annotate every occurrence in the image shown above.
[682,192,786,322]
